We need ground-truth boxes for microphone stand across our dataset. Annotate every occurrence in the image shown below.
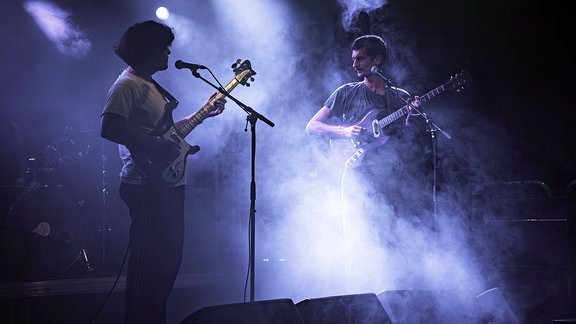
[420,112,451,244]
[376,76,451,245]
[189,69,275,303]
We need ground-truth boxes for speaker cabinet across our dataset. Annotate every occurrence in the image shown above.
[377,289,481,323]
[295,293,392,324]
[181,298,304,324]
[476,287,520,323]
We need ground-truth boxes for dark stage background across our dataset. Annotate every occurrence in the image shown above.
[0,0,574,323]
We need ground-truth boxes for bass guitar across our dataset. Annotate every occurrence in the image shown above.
[330,70,471,170]
[133,59,257,184]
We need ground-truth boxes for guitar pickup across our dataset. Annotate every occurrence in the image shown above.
[170,132,181,143]
[372,119,380,138]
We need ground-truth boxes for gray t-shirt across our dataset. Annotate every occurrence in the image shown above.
[324,81,411,136]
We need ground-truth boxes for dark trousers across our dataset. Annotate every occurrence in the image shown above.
[119,182,185,324]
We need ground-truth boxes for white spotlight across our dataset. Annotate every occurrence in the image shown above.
[156,6,169,20]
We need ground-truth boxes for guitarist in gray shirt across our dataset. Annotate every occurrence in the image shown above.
[100,20,226,324]
[306,34,426,248]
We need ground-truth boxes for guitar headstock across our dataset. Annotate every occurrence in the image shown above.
[232,59,257,87]
[446,70,472,92]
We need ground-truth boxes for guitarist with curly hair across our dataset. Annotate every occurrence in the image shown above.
[100,20,227,324]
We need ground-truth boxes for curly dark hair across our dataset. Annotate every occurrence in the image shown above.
[114,20,174,66]
[351,35,387,66]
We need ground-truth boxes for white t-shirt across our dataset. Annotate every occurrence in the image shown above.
[102,69,186,187]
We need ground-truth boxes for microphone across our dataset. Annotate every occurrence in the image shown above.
[175,60,207,71]
[370,66,394,87]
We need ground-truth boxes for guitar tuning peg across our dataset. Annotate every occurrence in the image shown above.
[245,83,251,87]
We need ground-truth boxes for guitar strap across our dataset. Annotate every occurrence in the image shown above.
[150,78,178,110]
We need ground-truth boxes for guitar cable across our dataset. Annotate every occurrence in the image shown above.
[87,242,129,324]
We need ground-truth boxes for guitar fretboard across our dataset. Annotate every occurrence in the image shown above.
[377,82,450,129]
[178,74,244,137]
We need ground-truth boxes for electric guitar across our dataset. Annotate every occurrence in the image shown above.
[133,59,256,184]
[330,70,471,170]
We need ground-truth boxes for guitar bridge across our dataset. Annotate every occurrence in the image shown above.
[345,148,365,170]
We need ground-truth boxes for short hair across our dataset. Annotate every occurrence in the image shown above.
[114,20,175,66]
[351,35,388,65]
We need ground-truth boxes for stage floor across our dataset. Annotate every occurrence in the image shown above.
[0,272,244,324]
[1,269,575,324]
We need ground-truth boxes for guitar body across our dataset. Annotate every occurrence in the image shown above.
[154,125,199,185]
[329,109,391,169]
[131,109,200,185]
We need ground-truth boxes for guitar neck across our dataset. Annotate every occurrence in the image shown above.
[177,78,242,138]
[377,81,451,129]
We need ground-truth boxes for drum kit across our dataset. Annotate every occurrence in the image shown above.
[0,127,109,281]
